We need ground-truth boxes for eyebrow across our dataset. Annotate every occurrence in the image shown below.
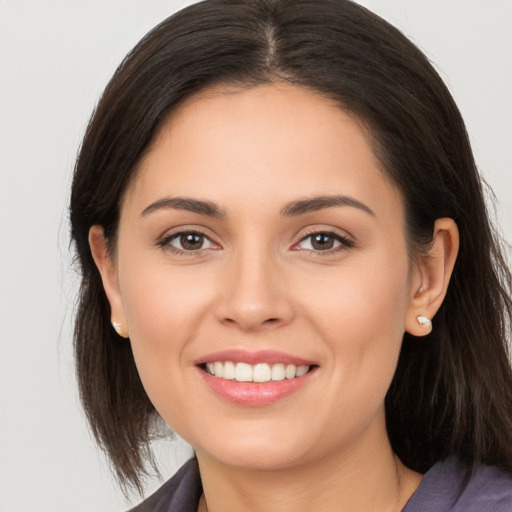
[140,194,374,219]
[280,195,375,217]
[141,197,226,218]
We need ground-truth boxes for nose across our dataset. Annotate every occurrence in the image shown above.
[214,246,294,332]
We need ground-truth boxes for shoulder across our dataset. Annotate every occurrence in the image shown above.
[128,458,202,512]
[403,457,512,512]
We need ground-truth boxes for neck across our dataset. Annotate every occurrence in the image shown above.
[195,424,422,512]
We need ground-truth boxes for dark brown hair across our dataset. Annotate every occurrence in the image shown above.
[70,0,512,494]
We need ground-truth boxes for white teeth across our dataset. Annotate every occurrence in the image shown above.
[296,365,309,377]
[235,362,253,382]
[253,363,271,382]
[271,363,285,381]
[214,362,224,378]
[205,361,311,381]
[223,361,236,380]
[285,364,296,379]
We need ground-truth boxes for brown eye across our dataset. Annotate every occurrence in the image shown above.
[310,233,335,250]
[163,231,216,252]
[296,232,354,252]
[179,233,205,250]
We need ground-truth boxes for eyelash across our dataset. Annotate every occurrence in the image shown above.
[157,230,218,255]
[292,228,355,255]
[157,229,355,256]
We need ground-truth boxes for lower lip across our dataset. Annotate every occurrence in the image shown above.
[198,368,316,406]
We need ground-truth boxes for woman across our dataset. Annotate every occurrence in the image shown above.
[70,0,512,510]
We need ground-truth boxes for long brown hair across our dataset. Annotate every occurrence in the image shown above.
[70,0,512,494]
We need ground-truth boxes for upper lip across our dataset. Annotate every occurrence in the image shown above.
[195,349,316,366]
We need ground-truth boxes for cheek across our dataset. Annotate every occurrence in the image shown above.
[123,272,209,340]
[298,253,410,402]
[117,259,215,395]
[118,240,218,336]
[299,251,410,336]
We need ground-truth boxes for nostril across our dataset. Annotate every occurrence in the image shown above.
[221,316,281,327]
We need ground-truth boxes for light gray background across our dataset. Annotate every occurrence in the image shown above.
[1,1,510,511]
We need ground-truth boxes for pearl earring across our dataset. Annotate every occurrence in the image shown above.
[112,321,123,335]
[416,315,432,331]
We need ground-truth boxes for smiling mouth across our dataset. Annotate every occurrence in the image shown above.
[199,361,316,382]
[197,352,318,405]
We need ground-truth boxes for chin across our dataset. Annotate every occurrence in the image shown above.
[205,444,311,471]
[189,421,323,471]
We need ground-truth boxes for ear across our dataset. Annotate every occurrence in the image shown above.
[89,225,129,338]
[405,218,459,337]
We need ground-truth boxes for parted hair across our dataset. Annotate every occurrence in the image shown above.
[70,0,512,494]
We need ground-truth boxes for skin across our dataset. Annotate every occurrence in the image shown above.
[90,83,459,512]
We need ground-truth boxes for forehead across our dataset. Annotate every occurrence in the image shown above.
[123,82,403,221]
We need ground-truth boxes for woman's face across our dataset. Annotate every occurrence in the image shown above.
[103,83,425,470]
